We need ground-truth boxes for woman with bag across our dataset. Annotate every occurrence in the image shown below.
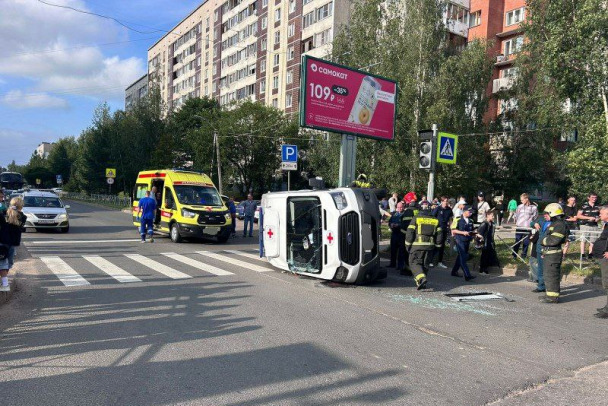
[0,197,27,292]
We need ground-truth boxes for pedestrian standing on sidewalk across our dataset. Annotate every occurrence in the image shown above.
[388,192,398,213]
[495,199,504,226]
[388,202,405,270]
[474,191,491,225]
[431,196,452,269]
[577,192,600,260]
[451,205,476,281]
[477,210,500,274]
[227,197,237,237]
[513,193,538,260]
[507,198,517,224]
[137,190,156,243]
[242,194,257,237]
[563,196,578,233]
[592,206,608,318]
[0,197,27,292]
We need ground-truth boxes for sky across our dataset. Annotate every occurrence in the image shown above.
[0,0,205,166]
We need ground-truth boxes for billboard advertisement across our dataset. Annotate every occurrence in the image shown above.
[299,56,397,141]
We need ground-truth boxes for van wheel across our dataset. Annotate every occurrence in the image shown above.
[170,224,182,243]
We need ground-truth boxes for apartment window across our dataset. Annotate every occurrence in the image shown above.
[502,67,519,78]
[275,31,280,45]
[263,0,268,8]
[272,75,279,89]
[261,38,267,51]
[273,54,280,67]
[469,11,481,27]
[275,8,281,22]
[303,0,313,4]
[260,78,266,93]
[205,85,208,96]
[303,11,315,29]
[206,17,210,31]
[286,69,293,84]
[260,57,266,72]
[262,17,267,30]
[272,98,278,108]
[504,36,523,56]
[506,7,525,26]
[317,2,333,21]
[214,10,219,22]
[289,0,296,14]
[288,45,295,60]
[288,23,295,37]
[286,93,293,108]
[213,64,217,75]
[212,82,217,92]
[314,28,332,47]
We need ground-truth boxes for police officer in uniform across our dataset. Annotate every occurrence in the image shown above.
[540,203,569,304]
[405,200,443,290]
[388,202,406,269]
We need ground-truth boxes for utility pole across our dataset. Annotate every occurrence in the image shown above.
[426,123,438,201]
[215,131,223,195]
[338,134,357,187]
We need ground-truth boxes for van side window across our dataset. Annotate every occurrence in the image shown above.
[164,187,176,210]
[134,184,148,201]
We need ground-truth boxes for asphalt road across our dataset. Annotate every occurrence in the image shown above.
[0,201,606,405]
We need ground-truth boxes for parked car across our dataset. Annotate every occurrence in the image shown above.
[21,190,70,233]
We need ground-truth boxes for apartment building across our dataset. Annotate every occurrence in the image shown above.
[147,0,351,115]
[124,74,149,111]
[36,142,54,159]
[468,0,526,122]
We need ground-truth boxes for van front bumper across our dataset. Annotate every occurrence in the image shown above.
[176,222,231,239]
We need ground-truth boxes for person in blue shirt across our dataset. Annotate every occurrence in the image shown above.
[451,205,476,281]
[431,196,453,268]
[227,197,237,237]
[242,194,257,237]
[138,190,157,243]
[530,211,551,293]
[388,202,406,270]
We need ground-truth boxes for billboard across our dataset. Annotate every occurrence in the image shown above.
[299,56,397,141]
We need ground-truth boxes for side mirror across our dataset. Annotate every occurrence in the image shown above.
[64,205,71,209]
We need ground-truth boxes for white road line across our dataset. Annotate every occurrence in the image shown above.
[224,250,267,262]
[197,251,273,273]
[161,253,234,276]
[40,257,90,287]
[125,254,192,280]
[83,255,142,283]
[27,239,142,245]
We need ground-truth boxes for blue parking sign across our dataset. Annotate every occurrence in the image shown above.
[281,145,298,162]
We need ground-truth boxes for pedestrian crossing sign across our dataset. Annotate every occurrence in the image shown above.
[436,132,458,164]
[105,168,116,178]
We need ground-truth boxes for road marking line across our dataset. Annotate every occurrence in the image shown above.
[197,251,273,273]
[161,253,234,276]
[40,257,90,287]
[125,254,192,280]
[27,239,142,245]
[224,250,267,262]
[83,255,142,283]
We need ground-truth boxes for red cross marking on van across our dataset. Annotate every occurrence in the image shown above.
[327,232,334,244]
[267,229,274,239]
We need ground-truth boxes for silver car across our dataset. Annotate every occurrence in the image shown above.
[21,191,70,232]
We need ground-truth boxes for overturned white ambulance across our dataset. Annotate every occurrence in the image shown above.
[259,187,386,284]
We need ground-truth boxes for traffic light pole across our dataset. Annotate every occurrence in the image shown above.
[426,123,438,201]
[338,134,357,187]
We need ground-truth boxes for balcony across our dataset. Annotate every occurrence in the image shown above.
[492,77,515,93]
[449,0,470,8]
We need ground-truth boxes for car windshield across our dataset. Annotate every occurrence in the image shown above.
[24,196,63,208]
[174,185,223,206]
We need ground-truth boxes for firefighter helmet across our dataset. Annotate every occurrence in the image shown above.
[544,203,564,217]
[403,192,417,204]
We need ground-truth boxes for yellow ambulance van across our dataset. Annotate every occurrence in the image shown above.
[132,169,232,243]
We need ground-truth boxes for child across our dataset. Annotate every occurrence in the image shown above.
[0,197,27,292]
[476,210,500,274]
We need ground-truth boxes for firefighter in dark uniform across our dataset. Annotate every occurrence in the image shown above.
[388,202,406,269]
[540,203,569,303]
[405,200,443,290]
[399,192,419,275]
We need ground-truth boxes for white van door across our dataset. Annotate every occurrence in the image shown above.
[263,208,280,258]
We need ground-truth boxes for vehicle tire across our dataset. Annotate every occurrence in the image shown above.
[61,226,70,233]
[170,223,182,243]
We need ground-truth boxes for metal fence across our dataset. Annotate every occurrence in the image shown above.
[64,192,132,208]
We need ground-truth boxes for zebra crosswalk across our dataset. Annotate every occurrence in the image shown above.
[38,250,272,287]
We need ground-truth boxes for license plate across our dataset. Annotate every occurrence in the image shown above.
[37,220,56,224]
[205,227,220,235]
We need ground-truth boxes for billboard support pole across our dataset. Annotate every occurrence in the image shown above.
[339,134,357,187]
[427,123,438,201]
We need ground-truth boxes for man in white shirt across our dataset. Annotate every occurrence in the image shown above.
[476,191,491,224]
[453,199,467,218]
[388,192,398,213]
[513,193,538,259]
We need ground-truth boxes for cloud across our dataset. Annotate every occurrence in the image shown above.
[1,90,68,109]
[0,0,145,102]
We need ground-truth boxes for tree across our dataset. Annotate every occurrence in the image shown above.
[47,137,77,187]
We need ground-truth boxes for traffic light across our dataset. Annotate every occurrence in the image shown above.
[418,130,435,170]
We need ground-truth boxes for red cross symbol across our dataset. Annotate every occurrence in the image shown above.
[327,232,334,244]
[267,229,274,239]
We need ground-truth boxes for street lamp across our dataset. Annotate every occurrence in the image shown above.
[193,115,222,195]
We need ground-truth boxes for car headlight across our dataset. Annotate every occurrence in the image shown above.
[181,209,197,219]
[224,213,231,220]
[57,213,68,220]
